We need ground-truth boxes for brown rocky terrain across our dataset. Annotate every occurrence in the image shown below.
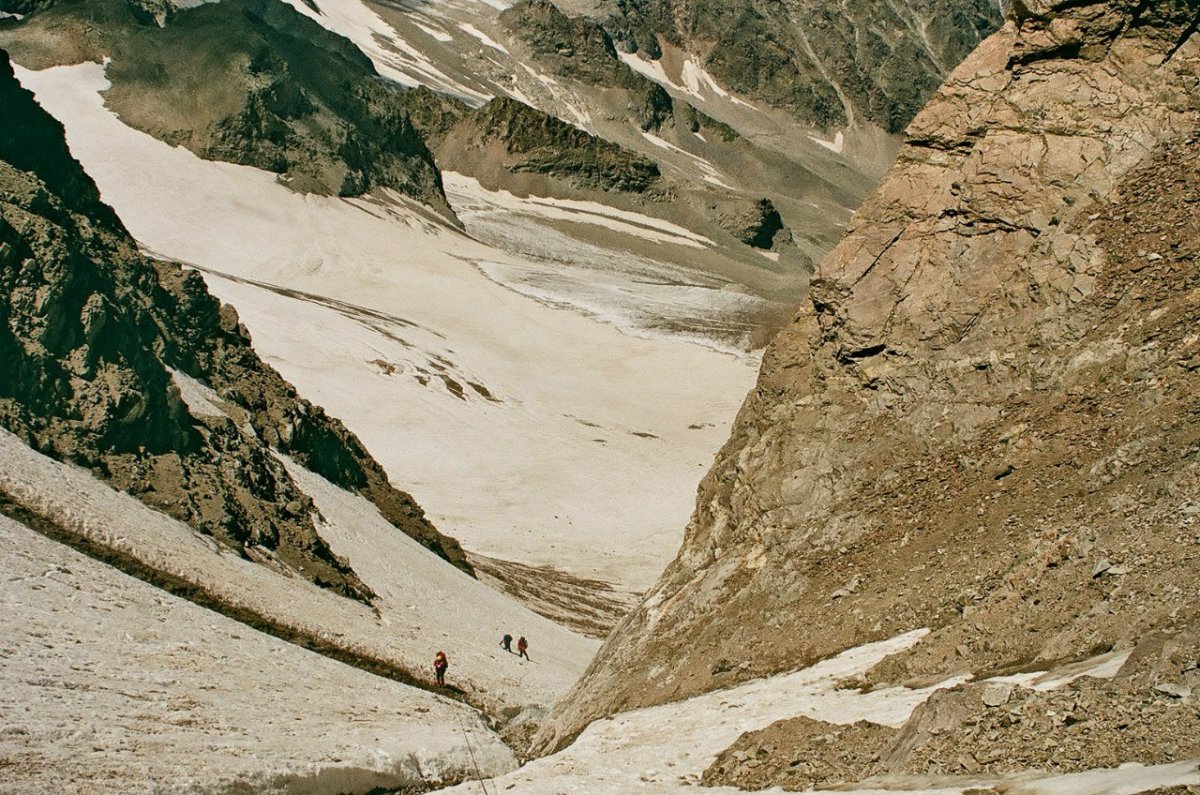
[471,553,640,639]
[593,0,1003,131]
[536,0,1200,772]
[705,625,1200,789]
[0,48,472,592]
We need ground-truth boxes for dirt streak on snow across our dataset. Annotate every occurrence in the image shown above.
[0,514,516,794]
[14,61,757,593]
[444,171,715,248]
[0,429,596,713]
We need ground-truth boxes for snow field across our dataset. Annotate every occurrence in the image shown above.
[0,429,596,713]
[16,61,759,592]
[0,513,516,794]
[444,171,717,249]
[442,172,767,355]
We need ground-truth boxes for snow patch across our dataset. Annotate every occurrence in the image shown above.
[278,0,491,103]
[457,22,509,53]
[410,18,453,42]
[169,368,228,420]
[618,50,754,109]
[639,131,733,188]
[808,130,846,154]
[991,648,1132,691]
[443,630,958,793]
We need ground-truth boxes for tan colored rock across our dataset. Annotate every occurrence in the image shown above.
[536,0,1200,755]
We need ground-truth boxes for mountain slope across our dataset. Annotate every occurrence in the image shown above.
[0,0,453,210]
[598,0,1004,132]
[536,0,1200,758]
[0,47,471,593]
[13,54,761,596]
[0,512,516,792]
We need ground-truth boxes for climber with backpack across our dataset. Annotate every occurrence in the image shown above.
[433,650,449,686]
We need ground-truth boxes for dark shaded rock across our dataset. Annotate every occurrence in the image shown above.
[500,0,625,85]
[462,96,661,193]
[714,197,784,249]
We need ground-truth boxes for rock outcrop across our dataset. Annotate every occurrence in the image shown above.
[712,197,785,249]
[704,627,1200,789]
[537,0,1200,759]
[0,48,472,591]
[436,96,664,194]
[499,0,735,136]
[600,0,1004,131]
[0,0,452,212]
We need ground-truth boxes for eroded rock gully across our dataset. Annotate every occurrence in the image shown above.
[535,0,1200,761]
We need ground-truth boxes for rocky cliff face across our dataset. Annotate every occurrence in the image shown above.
[441,96,664,194]
[0,49,472,589]
[601,0,1003,132]
[537,0,1200,756]
[0,0,452,211]
[500,0,736,137]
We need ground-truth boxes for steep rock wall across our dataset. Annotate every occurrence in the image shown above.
[602,0,1003,131]
[537,0,1200,753]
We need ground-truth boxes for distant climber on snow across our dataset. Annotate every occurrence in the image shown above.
[500,633,513,653]
[433,650,448,687]
[517,636,530,660]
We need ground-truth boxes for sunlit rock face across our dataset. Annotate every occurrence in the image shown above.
[537,0,1200,756]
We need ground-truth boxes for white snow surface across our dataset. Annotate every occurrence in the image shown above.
[444,171,715,249]
[0,513,516,794]
[14,61,758,593]
[809,130,847,154]
[458,21,509,53]
[443,173,766,356]
[638,131,734,188]
[168,367,227,420]
[0,429,597,713]
[618,50,753,109]
[411,18,454,42]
